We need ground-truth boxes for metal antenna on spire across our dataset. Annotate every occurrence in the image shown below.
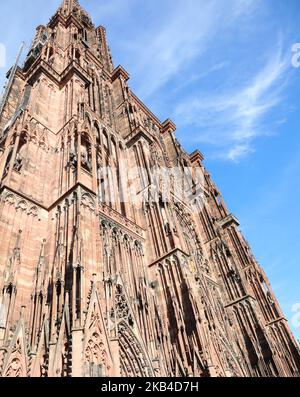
[0,41,25,118]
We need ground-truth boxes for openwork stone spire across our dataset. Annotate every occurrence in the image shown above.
[60,0,80,13]
[59,0,94,27]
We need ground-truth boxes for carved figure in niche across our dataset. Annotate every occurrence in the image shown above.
[81,144,88,165]
[40,355,48,377]
[3,146,14,177]
[80,144,91,171]
[13,134,27,173]
[68,133,77,169]
[13,153,23,172]
[80,133,92,172]
[143,116,152,130]
[4,358,22,377]
[111,284,134,327]
[227,266,240,282]
[149,142,163,168]
[266,291,275,305]
[69,149,77,169]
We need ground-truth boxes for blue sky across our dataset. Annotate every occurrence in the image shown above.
[0,0,299,341]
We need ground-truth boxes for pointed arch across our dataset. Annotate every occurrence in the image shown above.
[80,131,92,172]
[13,132,28,172]
[83,287,114,377]
[49,299,71,377]
[31,319,49,377]
[2,320,28,378]
[118,320,153,377]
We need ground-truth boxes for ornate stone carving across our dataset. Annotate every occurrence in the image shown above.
[0,0,298,380]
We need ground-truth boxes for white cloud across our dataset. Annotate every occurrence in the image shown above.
[227,144,254,161]
[174,41,290,161]
[171,61,230,94]
[0,0,287,163]
[107,0,277,162]
[122,0,257,99]
[133,1,221,98]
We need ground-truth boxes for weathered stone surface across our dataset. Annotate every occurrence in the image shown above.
[0,0,299,377]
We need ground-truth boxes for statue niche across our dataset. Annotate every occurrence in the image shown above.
[67,132,92,173]
[1,134,27,180]
[13,134,27,173]
[80,133,92,173]
[68,133,77,170]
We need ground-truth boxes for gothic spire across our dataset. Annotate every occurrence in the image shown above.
[59,0,94,27]
[60,0,80,13]
[58,0,84,18]
[34,239,47,292]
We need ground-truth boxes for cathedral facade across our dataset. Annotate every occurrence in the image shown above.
[0,0,299,377]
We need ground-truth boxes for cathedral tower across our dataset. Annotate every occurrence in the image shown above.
[0,0,299,377]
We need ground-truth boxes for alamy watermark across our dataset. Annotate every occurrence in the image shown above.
[96,163,206,212]
[0,302,6,327]
[291,43,300,68]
